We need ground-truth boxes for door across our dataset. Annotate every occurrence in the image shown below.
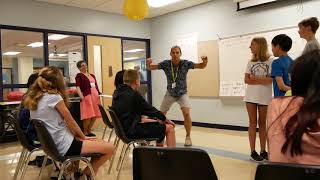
[87,36,122,128]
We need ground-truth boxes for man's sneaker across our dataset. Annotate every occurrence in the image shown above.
[250,151,264,162]
[184,136,192,146]
[260,151,269,160]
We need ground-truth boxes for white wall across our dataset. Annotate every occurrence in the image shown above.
[0,0,151,39]
[150,0,320,127]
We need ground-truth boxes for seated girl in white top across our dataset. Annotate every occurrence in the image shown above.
[23,66,114,178]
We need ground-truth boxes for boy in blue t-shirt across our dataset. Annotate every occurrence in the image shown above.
[271,34,294,97]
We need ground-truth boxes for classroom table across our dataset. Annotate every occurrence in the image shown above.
[0,101,21,143]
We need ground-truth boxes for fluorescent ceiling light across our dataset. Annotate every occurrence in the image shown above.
[147,0,183,8]
[238,0,278,9]
[124,57,139,60]
[48,34,70,40]
[49,53,68,57]
[27,42,50,48]
[124,49,145,53]
[3,51,21,56]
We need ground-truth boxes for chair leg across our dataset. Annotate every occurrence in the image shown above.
[38,155,48,180]
[13,148,27,180]
[102,126,107,140]
[108,137,120,174]
[57,161,68,180]
[113,136,119,146]
[116,143,132,180]
[116,144,126,171]
[20,149,38,180]
[107,129,114,143]
[82,159,96,179]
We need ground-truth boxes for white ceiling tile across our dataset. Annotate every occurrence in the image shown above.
[67,0,108,9]
[36,0,73,5]
[34,0,213,18]
[94,0,124,14]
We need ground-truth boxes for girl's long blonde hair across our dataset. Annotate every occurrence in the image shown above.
[24,66,69,111]
[251,37,270,62]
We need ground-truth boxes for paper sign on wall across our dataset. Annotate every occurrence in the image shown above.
[176,33,199,63]
[219,81,245,96]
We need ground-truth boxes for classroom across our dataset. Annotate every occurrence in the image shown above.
[0,0,320,179]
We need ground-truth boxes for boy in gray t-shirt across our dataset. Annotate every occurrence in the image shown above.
[302,39,320,55]
[146,46,208,146]
[298,17,320,55]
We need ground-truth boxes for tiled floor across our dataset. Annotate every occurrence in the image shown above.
[0,126,261,180]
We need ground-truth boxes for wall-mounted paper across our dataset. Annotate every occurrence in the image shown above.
[219,81,245,96]
[219,81,233,96]
[177,33,199,63]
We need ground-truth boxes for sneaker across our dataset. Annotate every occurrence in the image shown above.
[260,151,269,160]
[250,151,264,162]
[184,136,192,146]
[86,133,96,137]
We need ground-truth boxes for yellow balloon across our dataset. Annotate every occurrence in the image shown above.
[123,0,149,21]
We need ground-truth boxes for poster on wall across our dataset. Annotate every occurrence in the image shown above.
[176,33,199,63]
[68,52,82,83]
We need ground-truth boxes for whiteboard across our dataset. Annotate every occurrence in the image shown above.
[218,26,320,97]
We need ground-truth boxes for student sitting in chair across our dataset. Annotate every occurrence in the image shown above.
[24,66,114,178]
[112,69,176,147]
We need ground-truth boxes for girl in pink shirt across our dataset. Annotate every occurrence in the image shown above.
[267,50,320,165]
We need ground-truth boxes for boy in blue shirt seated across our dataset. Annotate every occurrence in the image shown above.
[271,34,294,97]
[19,73,39,146]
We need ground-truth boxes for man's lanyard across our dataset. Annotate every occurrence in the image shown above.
[171,61,179,82]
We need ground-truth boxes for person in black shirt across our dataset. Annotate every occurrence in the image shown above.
[112,69,176,147]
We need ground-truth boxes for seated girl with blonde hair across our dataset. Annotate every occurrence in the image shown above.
[24,66,114,178]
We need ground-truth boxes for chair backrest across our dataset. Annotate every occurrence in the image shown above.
[31,119,65,162]
[107,108,131,143]
[255,162,320,180]
[98,105,113,128]
[10,110,36,151]
[133,147,218,180]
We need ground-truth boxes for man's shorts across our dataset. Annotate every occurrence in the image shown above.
[160,91,190,112]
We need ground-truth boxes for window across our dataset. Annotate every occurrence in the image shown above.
[48,33,84,84]
[122,39,151,102]
[1,29,44,85]
[123,40,148,82]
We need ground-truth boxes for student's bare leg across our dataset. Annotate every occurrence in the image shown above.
[181,107,192,137]
[81,139,114,176]
[83,119,91,135]
[258,105,268,152]
[88,118,96,134]
[246,102,258,152]
[165,124,176,147]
